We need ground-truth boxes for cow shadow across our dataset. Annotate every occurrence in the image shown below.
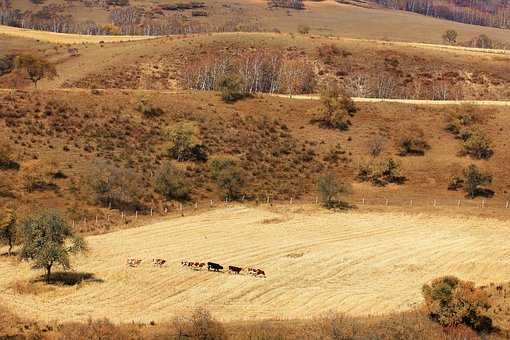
[34,272,104,286]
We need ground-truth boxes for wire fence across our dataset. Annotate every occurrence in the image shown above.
[70,195,510,233]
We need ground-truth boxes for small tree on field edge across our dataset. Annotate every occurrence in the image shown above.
[19,212,87,283]
[317,172,351,209]
[15,55,57,88]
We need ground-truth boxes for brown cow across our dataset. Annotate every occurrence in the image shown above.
[229,265,242,274]
[152,258,167,267]
[127,258,142,267]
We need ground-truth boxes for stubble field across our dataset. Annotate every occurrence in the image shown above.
[1,205,509,324]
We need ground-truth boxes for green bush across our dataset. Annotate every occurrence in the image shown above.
[462,129,493,160]
[167,123,207,162]
[219,75,247,103]
[154,162,191,201]
[422,276,492,332]
[210,157,245,200]
[463,164,492,198]
[136,99,163,117]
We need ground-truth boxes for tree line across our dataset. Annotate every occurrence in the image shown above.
[375,0,510,29]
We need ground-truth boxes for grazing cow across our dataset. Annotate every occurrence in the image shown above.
[127,258,142,267]
[152,258,167,267]
[229,265,242,274]
[181,260,189,266]
[255,269,266,278]
[207,262,223,272]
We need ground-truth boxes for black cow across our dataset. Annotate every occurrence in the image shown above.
[229,265,242,274]
[208,262,223,272]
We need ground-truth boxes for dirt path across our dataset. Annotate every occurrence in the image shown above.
[1,206,509,323]
[0,25,156,44]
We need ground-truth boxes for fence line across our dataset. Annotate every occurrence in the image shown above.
[70,195,510,232]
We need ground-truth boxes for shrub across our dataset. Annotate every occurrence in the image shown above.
[317,173,351,209]
[462,128,493,160]
[219,75,247,103]
[442,29,458,44]
[0,208,16,256]
[86,161,145,210]
[357,157,405,186]
[154,162,191,201]
[447,176,464,191]
[314,81,356,131]
[167,123,207,162]
[398,126,430,156]
[422,276,492,332]
[463,164,492,198]
[21,162,56,193]
[136,99,163,117]
[367,136,386,158]
[210,157,245,200]
[445,106,488,137]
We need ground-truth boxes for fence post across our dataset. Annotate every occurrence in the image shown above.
[433,199,437,208]
[107,214,110,222]
[362,198,365,205]
[210,200,213,208]
[315,196,318,205]
[410,199,413,207]
[121,212,124,220]
[95,215,98,225]
[481,200,485,209]
[135,211,138,220]
[164,207,168,214]
[267,195,270,204]
[457,200,461,208]
[506,201,509,209]
[290,197,293,205]
[150,208,153,216]
[385,199,389,206]
[72,220,75,228]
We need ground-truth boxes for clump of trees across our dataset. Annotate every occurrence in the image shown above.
[209,156,245,200]
[357,157,405,186]
[183,52,316,96]
[317,172,351,209]
[449,164,493,198]
[167,123,207,162]
[422,276,493,332]
[19,212,87,283]
[313,81,357,131]
[14,54,57,88]
[446,107,493,160]
[154,162,191,201]
[86,161,145,210]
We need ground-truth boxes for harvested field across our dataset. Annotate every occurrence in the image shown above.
[1,206,509,323]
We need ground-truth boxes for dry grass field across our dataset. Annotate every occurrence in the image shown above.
[1,205,509,324]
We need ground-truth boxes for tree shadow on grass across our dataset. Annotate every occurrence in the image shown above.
[0,250,18,257]
[34,272,104,286]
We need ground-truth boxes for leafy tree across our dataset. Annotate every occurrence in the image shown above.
[315,80,356,131]
[15,54,57,88]
[19,212,87,283]
[442,30,458,44]
[422,276,492,332]
[154,162,191,201]
[0,208,16,256]
[463,164,492,198]
[167,123,207,162]
[317,172,351,208]
[210,157,245,200]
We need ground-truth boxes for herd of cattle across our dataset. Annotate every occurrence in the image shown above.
[181,260,266,278]
[126,258,266,278]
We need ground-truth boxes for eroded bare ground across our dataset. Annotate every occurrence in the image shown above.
[1,206,509,323]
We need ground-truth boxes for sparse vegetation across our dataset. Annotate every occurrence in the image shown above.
[0,139,19,170]
[422,276,493,332]
[0,208,16,256]
[19,212,88,283]
[219,75,247,103]
[136,99,163,117]
[461,128,493,160]
[442,29,458,44]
